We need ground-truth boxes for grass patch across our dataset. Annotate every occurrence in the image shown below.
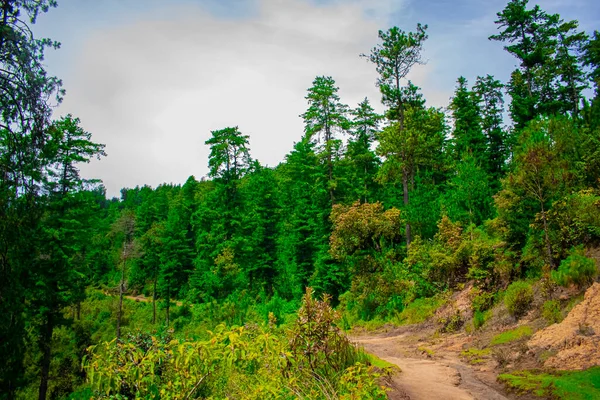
[491,325,533,346]
[395,296,445,325]
[366,353,401,373]
[460,348,491,365]
[499,367,600,399]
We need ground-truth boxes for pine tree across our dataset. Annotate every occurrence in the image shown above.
[449,77,486,164]
[344,98,381,203]
[158,193,193,325]
[301,76,349,204]
[363,24,428,246]
[473,75,507,186]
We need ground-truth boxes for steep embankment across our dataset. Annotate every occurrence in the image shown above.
[528,282,600,370]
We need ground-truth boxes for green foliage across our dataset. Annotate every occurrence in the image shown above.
[499,367,600,399]
[5,1,600,397]
[552,247,598,288]
[472,290,495,313]
[363,24,428,120]
[205,126,252,182]
[504,281,534,318]
[542,300,563,324]
[443,155,494,227]
[81,288,387,400]
[438,311,463,333]
[472,311,487,330]
[491,325,533,346]
[396,296,445,325]
[548,190,600,259]
[449,77,486,164]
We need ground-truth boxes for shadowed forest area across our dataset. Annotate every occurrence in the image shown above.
[1,0,600,399]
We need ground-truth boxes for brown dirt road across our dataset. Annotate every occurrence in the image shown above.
[352,333,510,400]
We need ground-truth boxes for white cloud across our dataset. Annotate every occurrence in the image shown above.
[57,0,426,196]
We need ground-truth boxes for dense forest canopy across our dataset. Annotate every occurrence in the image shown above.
[1,0,600,398]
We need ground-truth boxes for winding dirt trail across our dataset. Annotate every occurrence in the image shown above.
[353,333,509,400]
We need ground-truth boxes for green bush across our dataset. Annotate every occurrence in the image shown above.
[504,281,534,318]
[552,248,598,288]
[542,300,563,324]
[80,288,389,400]
[438,310,463,333]
[473,310,487,330]
[472,291,495,312]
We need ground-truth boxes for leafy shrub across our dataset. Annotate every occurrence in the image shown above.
[438,310,463,333]
[81,288,388,399]
[472,290,495,312]
[472,310,487,330]
[504,281,534,318]
[551,248,598,288]
[288,288,358,376]
[542,300,563,324]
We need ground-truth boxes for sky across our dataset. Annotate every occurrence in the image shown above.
[32,0,600,198]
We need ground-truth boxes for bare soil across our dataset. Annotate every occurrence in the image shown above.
[528,282,600,370]
[352,329,511,400]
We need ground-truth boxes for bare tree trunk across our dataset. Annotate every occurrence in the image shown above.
[152,276,157,324]
[540,204,554,269]
[38,312,53,400]
[165,283,170,326]
[327,138,335,205]
[165,301,170,327]
[364,164,368,203]
[403,167,411,248]
[116,260,125,341]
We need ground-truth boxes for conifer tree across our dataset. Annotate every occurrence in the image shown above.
[301,76,349,204]
[345,98,381,203]
[364,24,428,246]
[449,77,486,164]
[474,75,507,185]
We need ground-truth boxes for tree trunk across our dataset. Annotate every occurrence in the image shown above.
[116,260,125,341]
[38,312,53,400]
[327,139,335,205]
[364,164,368,203]
[540,204,554,269]
[402,167,411,248]
[152,276,157,324]
[165,281,171,326]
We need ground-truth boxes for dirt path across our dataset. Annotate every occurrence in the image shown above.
[122,294,184,307]
[353,334,509,400]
